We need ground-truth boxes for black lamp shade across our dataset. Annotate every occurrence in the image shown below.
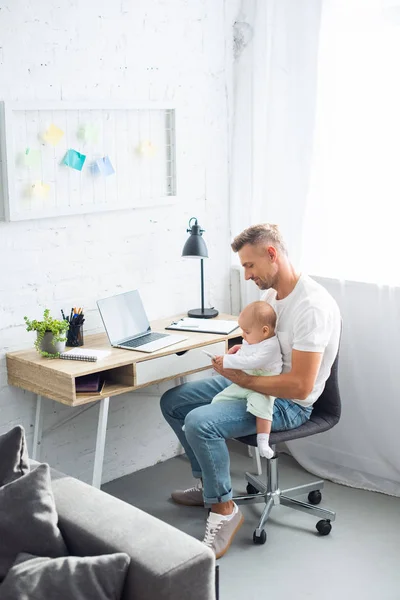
[181,221,209,258]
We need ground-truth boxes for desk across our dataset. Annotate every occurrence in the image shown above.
[6,314,241,487]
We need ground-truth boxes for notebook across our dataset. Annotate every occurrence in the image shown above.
[166,318,239,335]
[96,289,187,353]
[60,348,111,362]
[75,373,105,393]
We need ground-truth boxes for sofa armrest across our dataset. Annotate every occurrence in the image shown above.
[45,466,215,600]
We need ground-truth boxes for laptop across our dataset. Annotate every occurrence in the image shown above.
[97,290,187,353]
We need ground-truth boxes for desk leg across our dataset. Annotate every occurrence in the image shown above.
[92,397,110,489]
[32,395,44,461]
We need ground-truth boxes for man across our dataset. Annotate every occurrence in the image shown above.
[160,223,341,559]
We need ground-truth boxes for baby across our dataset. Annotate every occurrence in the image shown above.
[212,301,282,458]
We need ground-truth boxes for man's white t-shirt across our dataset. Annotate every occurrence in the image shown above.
[262,274,341,408]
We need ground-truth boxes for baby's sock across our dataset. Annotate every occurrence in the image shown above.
[257,433,274,459]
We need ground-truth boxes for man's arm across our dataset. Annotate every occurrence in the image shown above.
[212,349,323,401]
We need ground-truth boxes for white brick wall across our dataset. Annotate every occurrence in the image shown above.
[0,0,240,483]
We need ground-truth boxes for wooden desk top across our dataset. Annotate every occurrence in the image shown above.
[6,313,241,407]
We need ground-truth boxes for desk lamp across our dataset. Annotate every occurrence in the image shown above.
[182,217,219,319]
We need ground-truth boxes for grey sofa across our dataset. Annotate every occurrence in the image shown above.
[31,461,216,600]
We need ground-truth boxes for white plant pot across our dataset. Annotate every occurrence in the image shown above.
[38,331,66,355]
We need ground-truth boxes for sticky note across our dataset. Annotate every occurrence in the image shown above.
[31,181,50,199]
[22,148,41,167]
[62,149,86,171]
[137,140,157,157]
[95,156,115,177]
[43,124,64,146]
[77,124,99,144]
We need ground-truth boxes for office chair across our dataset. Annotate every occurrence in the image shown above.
[233,352,341,544]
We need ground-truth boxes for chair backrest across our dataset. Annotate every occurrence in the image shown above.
[311,352,341,422]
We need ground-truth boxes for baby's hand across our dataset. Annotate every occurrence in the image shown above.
[227,344,241,355]
[212,355,224,369]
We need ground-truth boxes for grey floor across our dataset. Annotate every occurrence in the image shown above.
[103,442,400,600]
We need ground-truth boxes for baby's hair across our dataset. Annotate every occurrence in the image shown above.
[243,301,277,331]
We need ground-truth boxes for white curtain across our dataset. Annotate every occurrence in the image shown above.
[229,0,323,307]
[289,0,400,496]
[229,0,400,496]
[287,276,400,497]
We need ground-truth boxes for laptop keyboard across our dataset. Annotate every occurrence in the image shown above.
[121,332,168,348]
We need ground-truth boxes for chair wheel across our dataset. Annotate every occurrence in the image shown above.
[246,483,259,495]
[316,519,332,536]
[253,529,267,544]
[308,490,322,505]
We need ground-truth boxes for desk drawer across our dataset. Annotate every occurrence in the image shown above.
[134,341,226,387]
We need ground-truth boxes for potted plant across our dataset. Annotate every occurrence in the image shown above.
[24,309,69,358]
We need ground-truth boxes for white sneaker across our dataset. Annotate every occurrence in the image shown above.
[171,480,204,506]
[203,504,244,559]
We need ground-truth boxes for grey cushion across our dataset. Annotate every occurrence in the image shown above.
[0,425,29,486]
[0,463,68,581]
[0,552,130,600]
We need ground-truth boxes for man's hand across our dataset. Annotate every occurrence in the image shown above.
[227,344,241,355]
[212,357,249,386]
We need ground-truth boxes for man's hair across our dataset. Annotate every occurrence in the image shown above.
[231,223,287,256]
[244,301,277,331]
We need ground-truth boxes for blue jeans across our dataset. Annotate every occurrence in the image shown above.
[160,375,312,505]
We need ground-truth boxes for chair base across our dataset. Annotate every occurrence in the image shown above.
[232,453,336,540]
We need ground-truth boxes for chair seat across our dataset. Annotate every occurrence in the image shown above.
[236,411,339,447]
[237,352,341,447]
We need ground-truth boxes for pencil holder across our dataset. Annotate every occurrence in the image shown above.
[66,323,84,347]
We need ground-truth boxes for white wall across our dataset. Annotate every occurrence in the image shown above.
[0,0,240,484]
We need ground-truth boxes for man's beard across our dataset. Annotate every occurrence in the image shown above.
[253,276,275,290]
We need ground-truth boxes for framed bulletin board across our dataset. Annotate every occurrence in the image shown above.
[0,101,177,221]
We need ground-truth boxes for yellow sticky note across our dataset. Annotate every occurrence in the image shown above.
[137,140,157,158]
[43,124,64,146]
[31,181,50,199]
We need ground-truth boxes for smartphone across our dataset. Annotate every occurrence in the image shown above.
[202,349,216,360]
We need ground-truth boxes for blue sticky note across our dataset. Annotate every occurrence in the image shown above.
[95,156,115,177]
[62,149,86,171]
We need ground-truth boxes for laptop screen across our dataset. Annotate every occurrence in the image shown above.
[97,290,151,345]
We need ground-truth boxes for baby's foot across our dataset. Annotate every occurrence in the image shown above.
[257,433,274,459]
